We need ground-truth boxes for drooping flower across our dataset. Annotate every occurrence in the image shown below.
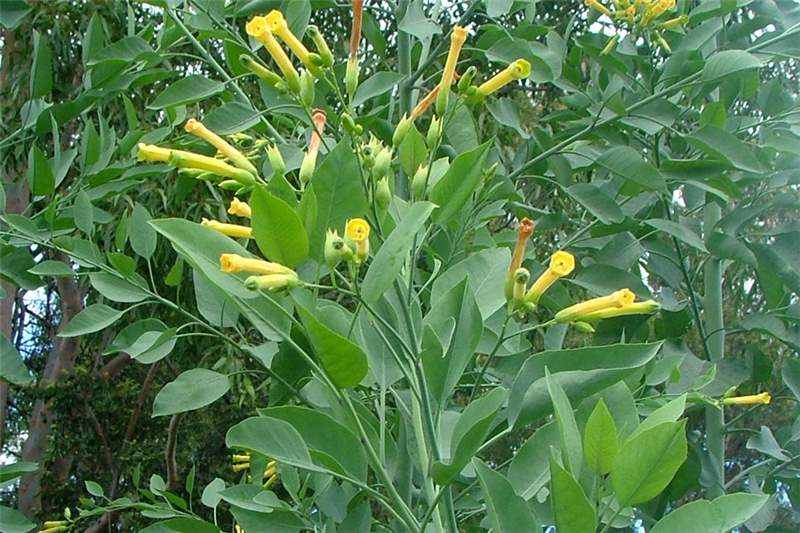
[184,118,257,176]
[345,217,370,261]
[554,288,635,323]
[476,59,531,97]
[201,218,252,239]
[246,16,300,93]
[722,392,771,406]
[525,250,575,305]
[228,197,252,218]
[137,143,256,185]
[264,10,318,73]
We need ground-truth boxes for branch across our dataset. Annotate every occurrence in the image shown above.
[165,414,182,492]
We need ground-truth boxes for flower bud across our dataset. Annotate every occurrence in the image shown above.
[245,273,300,291]
[307,25,334,67]
[372,146,392,180]
[299,151,317,185]
[341,112,359,137]
[411,164,429,199]
[345,58,359,101]
[426,115,442,149]
[511,268,530,302]
[572,321,596,333]
[392,114,412,148]
[266,145,286,177]
[376,177,391,210]
[299,70,315,108]
[324,229,352,267]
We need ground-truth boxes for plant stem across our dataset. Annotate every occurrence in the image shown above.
[468,314,510,402]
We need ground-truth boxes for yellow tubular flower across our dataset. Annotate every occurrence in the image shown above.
[660,14,688,29]
[151,146,255,185]
[436,25,468,113]
[246,17,300,93]
[232,462,251,473]
[585,0,612,17]
[476,59,531,97]
[722,392,771,406]
[228,197,252,218]
[580,299,660,321]
[244,272,299,291]
[184,118,258,176]
[201,218,252,239]
[554,288,635,323]
[136,143,172,162]
[345,218,370,261]
[265,11,313,68]
[42,522,68,529]
[232,453,251,462]
[525,251,576,305]
[220,254,294,276]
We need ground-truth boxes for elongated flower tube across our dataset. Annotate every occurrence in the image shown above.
[585,0,612,16]
[580,299,660,321]
[307,25,333,67]
[554,288,635,323]
[220,254,294,276]
[526,251,575,305]
[722,392,771,406]
[265,10,318,73]
[138,144,255,185]
[411,84,441,120]
[436,25,468,114]
[245,272,299,291]
[660,14,688,29]
[232,462,251,473]
[239,54,284,89]
[228,197,252,218]
[345,217,370,261]
[185,119,258,176]
[476,59,531,97]
[504,218,535,300]
[346,0,364,99]
[299,108,327,185]
[246,16,300,93]
[201,218,252,239]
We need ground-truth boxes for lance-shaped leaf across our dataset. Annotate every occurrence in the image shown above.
[651,493,768,533]
[584,399,619,475]
[430,141,491,223]
[473,459,540,532]
[251,186,309,268]
[550,454,597,533]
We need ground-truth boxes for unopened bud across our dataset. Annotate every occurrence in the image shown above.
[572,321,596,333]
[411,164,429,199]
[458,66,478,93]
[345,58,359,101]
[299,152,317,185]
[426,115,442,148]
[300,70,315,108]
[392,114,411,148]
[266,145,286,177]
[372,146,392,180]
[376,177,391,210]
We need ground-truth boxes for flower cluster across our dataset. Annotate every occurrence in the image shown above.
[325,218,371,269]
[504,217,659,330]
[586,0,688,54]
[232,452,280,488]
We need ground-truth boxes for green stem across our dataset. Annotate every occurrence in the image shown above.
[468,314,510,402]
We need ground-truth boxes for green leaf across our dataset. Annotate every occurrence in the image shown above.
[226,416,322,474]
[73,190,94,235]
[193,270,239,328]
[432,387,507,484]
[566,183,624,224]
[129,328,178,364]
[508,342,662,427]
[29,144,54,196]
[148,75,224,109]
[353,71,404,107]
[89,36,153,65]
[584,399,619,475]
[610,421,688,505]
[85,480,104,497]
[31,30,53,98]
[508,421,559,499]
[201,478,226,509]
[59,304,125,338]
[595,146,666,192]
[783,358,800,401]
[152,369,230,417]
[0,505,36,533]
[294,299,368,388]
[550,454,597,533]
[546,368,583,478]
[685,125,763,174]
[0,335,33,386]
[0,1,32,30]
[707,232,756,266]
[398,0,440,41]
[361,201,435,304]
[0,462,38,487]
[646,218,708,252]
[473,459,540,532]
[430,247,511,320]
[307,140,367,261]
[746,425,790,461]
[702,50,761,82]
[204,102,260,135]
[258,406,368,481]
[629,394,687,440]
[430,141,491,224]
[139,518,220,533]
[130,203,157,259]
[251,187,308,268]
[651,493,768,533]
[485,35,563,83]
[89,272,148,303]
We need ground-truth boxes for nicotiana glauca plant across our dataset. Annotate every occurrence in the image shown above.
[2,0,800,532]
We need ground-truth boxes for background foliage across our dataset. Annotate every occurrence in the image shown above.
[1,0,800,532]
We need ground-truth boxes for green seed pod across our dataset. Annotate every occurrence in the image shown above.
[299,70,315,108]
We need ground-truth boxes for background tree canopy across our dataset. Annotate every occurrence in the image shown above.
[1,0,799,532]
